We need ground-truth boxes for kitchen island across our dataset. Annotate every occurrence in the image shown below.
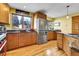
[57,32,79,56]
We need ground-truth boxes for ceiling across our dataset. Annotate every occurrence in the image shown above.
[8,3,79,18]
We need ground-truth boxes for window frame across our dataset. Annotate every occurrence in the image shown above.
[11,13,32,30]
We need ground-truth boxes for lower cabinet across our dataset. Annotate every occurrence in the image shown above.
[21,32,37,46]
[57,33,63,49]
[30,32,37,45]
[7,32,37,51]
[19,33,27,47]
[24,32,31,45]
[63,36,71,56]
[47,31,57,41]
[7,33,19,50]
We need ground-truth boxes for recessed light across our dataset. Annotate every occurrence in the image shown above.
[24,6,26,9]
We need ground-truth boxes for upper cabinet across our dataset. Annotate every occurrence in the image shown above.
[72,16,79,34]
[34,12,47,19]
[0,3,10,24]
[33,12,47,30]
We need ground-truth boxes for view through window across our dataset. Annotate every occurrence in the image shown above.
[12,14,31,31]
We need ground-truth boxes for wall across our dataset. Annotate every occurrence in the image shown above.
[54,17,72,34]
[54,12,79,34]
[47,17,55,30]
[6,8,16,30]
[47,17,55,21]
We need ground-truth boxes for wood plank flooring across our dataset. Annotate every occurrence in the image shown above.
[6,40,66,56]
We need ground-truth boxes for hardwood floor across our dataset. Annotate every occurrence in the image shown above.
[6,40,66,56]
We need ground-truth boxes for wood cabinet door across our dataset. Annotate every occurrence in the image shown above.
[19,32,37,47]
[57,33,63,49]
[31,32,37,44]
[72,16,79,23]
[63,36,71,56]
[72,22,79,34]
[19,33,27,47]
[72,22,79,29]
[7,33,19,50]
[53,32,57,40]
[24,32,31,45]
[0,4,9,23]
[47,31,53,40]
[47,31,56,40]
[25,32,37,45]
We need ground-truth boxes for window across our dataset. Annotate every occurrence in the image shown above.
[12,14,31,30]
[23,16,31,31]
[54,22,61,30]
[48,22,54,30]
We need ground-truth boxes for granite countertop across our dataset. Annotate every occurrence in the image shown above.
[65,34,79,39]
[7,29,36,33]
[56,32,79,39]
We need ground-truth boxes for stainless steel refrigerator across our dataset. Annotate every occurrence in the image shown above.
[35,18,48,44]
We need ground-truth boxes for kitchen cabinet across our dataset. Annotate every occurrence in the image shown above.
[0,3,9,24]
[72,16,79,22]
[7,31,37,50]
[57,33,63,49]
[7,33,19,50]
[30,32,37,44]
[19,32,27,47]
[34,12,47,19]
[47,31,57,41]
[63,36,71,56]
[72,22,79,34]
[71,49,79,56]
[63,35,79,56]
[23,32,31,45]
[72,16,79,34]
[19,32,37,47]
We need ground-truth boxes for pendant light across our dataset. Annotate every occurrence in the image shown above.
[66,5,70,19]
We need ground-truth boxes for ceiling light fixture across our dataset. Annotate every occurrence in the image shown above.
[24,6,26,9]
[66,5,70,19]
